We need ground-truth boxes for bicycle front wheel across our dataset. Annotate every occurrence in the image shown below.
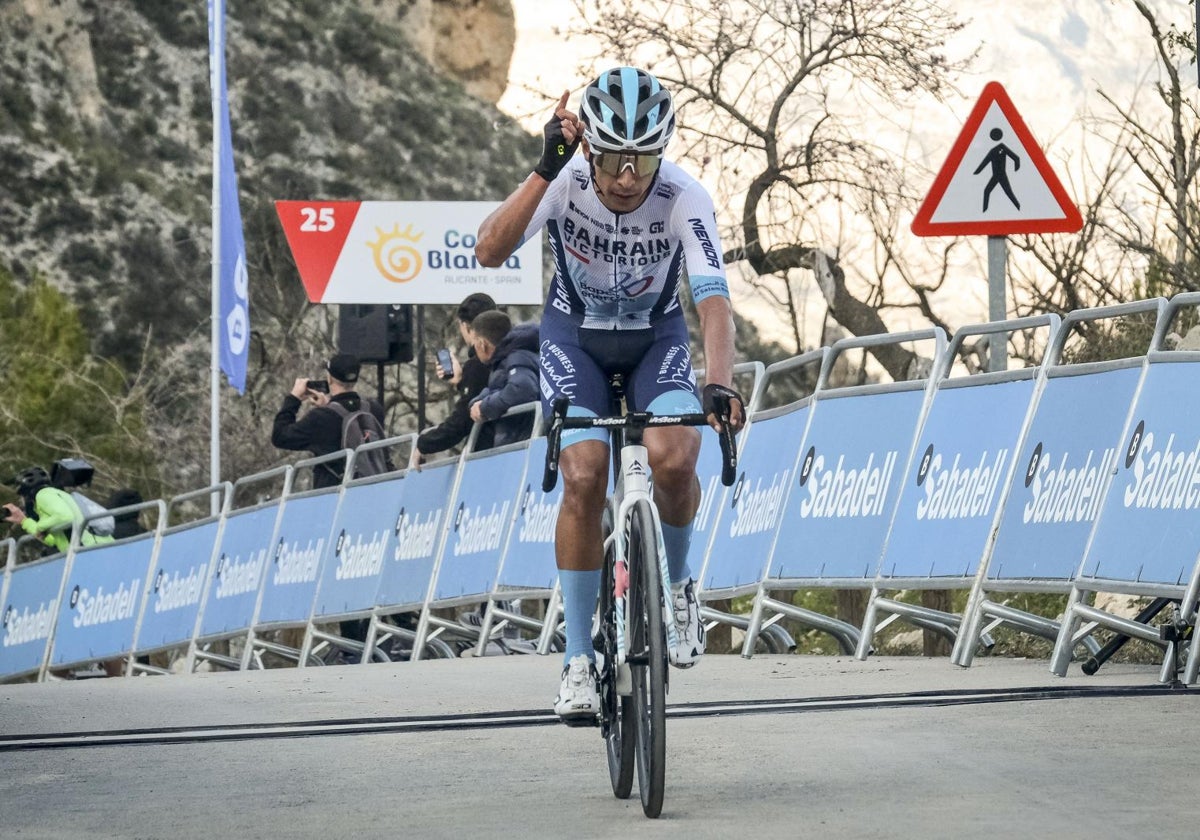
[627,498,667,818]
[599,505,635,799]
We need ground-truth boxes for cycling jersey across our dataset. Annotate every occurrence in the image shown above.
[520,157,730,442]
[519,157,730,331]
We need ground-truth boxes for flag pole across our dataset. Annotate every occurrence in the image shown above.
[209,0,224,514]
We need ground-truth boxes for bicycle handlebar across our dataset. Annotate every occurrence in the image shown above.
[541,397,739,493]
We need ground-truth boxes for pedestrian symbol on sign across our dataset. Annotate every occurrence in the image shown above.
[975,128,1021,212]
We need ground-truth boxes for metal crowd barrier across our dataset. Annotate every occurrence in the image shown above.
[3,296,1197,684]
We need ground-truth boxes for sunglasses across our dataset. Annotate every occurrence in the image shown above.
[592,151,662,178]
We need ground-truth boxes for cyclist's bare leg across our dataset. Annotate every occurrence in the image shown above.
[645,426,701,528]
[555,439,610,676]
[555,439,609,572]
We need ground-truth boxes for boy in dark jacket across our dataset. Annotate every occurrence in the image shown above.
[468,310,539,449]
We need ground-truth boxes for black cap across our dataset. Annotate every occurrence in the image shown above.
[326,353,360,383]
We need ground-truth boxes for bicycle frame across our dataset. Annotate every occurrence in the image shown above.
[607,429,679,675]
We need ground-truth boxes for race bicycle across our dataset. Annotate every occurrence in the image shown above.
[542,379,738,818]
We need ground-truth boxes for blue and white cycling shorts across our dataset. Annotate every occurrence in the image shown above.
[538,309,702,448]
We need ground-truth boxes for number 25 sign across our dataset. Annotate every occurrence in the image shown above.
[275,200,543,305]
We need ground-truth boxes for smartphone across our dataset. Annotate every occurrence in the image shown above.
[306,379,329,393]
[436,348,454,378]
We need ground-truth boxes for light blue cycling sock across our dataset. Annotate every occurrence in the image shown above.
[661,522,693,585]
[560,568,602,665]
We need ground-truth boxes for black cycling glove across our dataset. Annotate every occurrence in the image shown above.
[533,114,580,182]
[702,383,744,420]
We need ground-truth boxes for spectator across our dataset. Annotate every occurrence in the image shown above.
[4,466,124,677]
[271,352,386,654]
[411,293,497,467]
[3,466,113,554]
[468,310,540,449]
[271,353,386,489]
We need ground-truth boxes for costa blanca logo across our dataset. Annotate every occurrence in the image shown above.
[368,223,423,283]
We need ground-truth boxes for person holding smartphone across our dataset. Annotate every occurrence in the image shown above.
[271,353,386,489]
[411,293,497,467]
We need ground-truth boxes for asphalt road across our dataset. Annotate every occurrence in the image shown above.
[1,654,1194,839]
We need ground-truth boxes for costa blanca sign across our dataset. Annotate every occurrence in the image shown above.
[276,200,543,304]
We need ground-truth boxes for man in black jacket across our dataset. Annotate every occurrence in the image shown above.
[272,352,386,654]
[468,310,539,449]
[411,293,496,465]
[272,353,386,489]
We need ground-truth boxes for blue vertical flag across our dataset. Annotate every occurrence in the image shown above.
[208,0,249,393]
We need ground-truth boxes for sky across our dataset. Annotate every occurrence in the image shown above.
[497,0,1197,346]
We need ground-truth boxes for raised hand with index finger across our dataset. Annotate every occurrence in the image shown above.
[534,89,581,182]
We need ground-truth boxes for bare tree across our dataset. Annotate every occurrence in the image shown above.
[570,0,973,378]
[1012,0,1199,322]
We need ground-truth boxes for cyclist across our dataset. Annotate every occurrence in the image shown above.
[476,66,746,723]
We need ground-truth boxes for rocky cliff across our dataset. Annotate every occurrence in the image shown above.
[0,0,534,489]
[0,0,528,363]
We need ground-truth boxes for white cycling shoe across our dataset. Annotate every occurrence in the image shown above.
[670,577,705,669]
[554,655,600,722]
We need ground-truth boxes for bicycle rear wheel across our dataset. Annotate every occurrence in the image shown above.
[599,506,635,799]
[628,499,667,818]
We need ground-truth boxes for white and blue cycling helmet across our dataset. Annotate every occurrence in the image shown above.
[579,66,676,154]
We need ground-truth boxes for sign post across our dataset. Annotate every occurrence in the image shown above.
[912,82,1082,371]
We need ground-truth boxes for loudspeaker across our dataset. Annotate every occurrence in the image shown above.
[51,458,95,488]
[337,304,414,364]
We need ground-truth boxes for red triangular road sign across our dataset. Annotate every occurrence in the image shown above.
[911,81,1082,237]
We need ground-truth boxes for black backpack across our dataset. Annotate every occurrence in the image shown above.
[327,401,389,478]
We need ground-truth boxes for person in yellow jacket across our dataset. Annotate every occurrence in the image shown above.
[3,466,114,554]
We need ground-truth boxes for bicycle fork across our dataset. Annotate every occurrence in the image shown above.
[608,442,679,695]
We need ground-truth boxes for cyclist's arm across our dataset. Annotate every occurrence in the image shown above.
[475,174,553,267]
[696,295,745,432]
[696,295,736,390]
[477,90,580,267]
